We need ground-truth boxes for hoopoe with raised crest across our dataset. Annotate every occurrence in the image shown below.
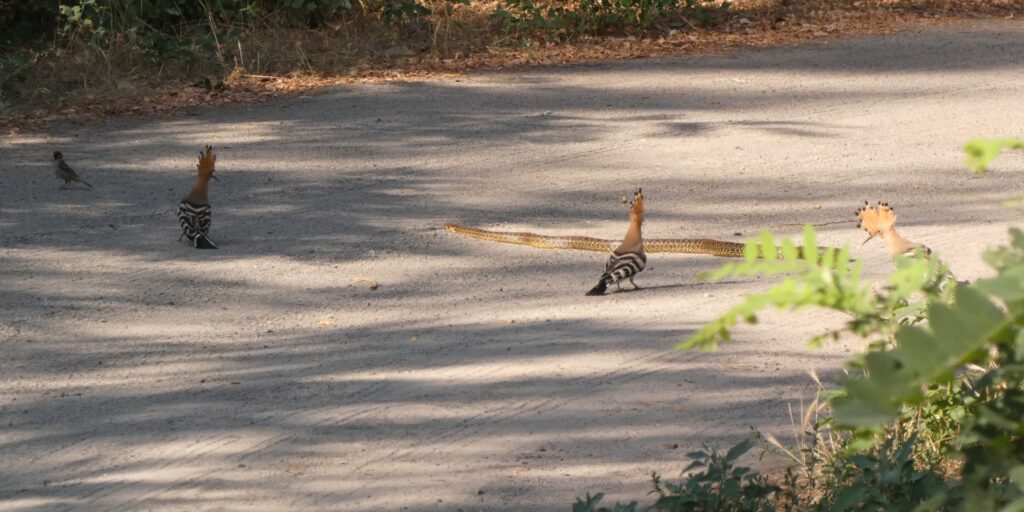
[855,201,931,257]
[178,145,219,249]
[586,188,647,296]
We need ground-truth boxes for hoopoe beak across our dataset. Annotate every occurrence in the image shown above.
[211,174,220,182]
[861,234,875,246]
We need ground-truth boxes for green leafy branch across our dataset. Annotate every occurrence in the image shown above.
[835,229,1024,433]
[832,285,1012,429]
[679,226,942,352]
[964,138,1024,173]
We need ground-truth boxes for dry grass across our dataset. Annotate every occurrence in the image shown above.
[2,0,1020,133]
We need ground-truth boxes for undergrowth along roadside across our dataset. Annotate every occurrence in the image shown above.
[574,138,1024,511]
[3,0,728,104]
[2,1,1021,131]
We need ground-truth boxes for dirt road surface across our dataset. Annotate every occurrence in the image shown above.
[2,20,1023,511]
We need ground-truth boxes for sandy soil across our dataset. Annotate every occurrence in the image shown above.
[1,19,1023,511]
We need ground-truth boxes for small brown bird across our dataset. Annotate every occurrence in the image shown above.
[178,145,219,249]
[52,151,93,189]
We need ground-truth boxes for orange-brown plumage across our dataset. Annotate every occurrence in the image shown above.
[855,201,930,257]
[183,145,217,205]
[616,188,644,254]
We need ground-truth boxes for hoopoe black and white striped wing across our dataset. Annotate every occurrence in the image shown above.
[586,250,646,296]
[603,251,646,283]
[178,201,212,241]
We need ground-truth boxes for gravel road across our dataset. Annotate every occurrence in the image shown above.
[1,19,1022,511]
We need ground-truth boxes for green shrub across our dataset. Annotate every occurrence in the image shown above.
[0,2,59,47]
[573,440,778,512]
[575,139,1024,511]
[573,492,639,512]
[495,0,729,39]
[650,440,780,512]
[818,433,955,511]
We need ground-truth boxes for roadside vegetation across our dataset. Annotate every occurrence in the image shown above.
[1,1,1018,130]
[573,139,1024,511]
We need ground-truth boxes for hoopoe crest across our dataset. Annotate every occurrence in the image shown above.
[855,201,896,239]
[855,201,930,257]
[197,145,217,180]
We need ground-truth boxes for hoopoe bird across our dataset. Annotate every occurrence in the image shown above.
[586,188,647,296]
[178,145,219,249]
[855,201,931,257]
[52,151,93,189]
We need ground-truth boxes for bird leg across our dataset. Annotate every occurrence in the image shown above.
[629,276,641,290]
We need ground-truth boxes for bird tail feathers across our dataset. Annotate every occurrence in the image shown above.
[193,234,218,249]
[585,279,609,296]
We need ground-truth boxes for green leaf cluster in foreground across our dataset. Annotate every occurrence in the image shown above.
[680,226,943,352]
[577,139,1024,511]
[964,138,1024,173]
[580,226,1024,511]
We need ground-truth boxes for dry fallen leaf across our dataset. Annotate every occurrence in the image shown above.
[353,278,379,290]
[286,462,306,476]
